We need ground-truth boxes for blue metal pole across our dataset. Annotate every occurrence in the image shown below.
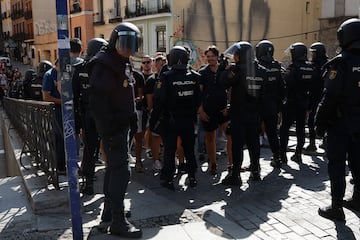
[55,1,83,239]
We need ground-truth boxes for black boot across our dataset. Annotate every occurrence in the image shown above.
[110,209,142,238]
[221,172,242,186]
[250,171,261,181]
[270,154,281,168]
[227,166,233,175]
[97,198,112,233]
[280,152,288,164]
[188,173,197,188]
[81,177,94,195]
[304,143,317,152]
[318,200,345,221]
[343,190,360,212]
[290,152,302,163]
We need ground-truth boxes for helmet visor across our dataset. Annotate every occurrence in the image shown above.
[116,31,143,57]
[223,43,239,61]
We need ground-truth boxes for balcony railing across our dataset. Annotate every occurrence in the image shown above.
[124,0,170,19]
[24,10,32,20]
[70,3,82,14]
[93,13,105,25]
[11,9,24,20]
[108,10,122,23]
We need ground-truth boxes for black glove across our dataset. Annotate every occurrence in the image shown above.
[315,126,325,138]
[130,112,138,133]
[218,54,228,72]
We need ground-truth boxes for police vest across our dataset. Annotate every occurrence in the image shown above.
[341,54,360,116]
[77,62,91,111]
[285,61,314,107]
[164,69,199,120]
[30,77,43,100]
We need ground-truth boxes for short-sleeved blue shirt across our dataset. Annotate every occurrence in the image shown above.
[42,68,60,99]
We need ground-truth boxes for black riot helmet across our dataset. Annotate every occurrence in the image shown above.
[309,42,327,61]
[37,60,53,77]
[108,22,142,57]
[255,40,274,62]
[168,46,188,70]
[86,38,108,60]
[337,18,360,49]
[24,69,36,82]
[290,42,307,61]
[224,41,253,64]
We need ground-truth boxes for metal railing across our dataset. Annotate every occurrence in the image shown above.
[4,97,61,189]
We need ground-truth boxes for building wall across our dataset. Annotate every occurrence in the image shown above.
[69,0,94,54]
[1,0,12,36]
[168,0,321,68]
[32,0,57,65]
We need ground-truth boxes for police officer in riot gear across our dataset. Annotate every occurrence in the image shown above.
[29,60,51,101]
[150,46,200,190]
[22,69,37,100]
[31,60,52,100]
[72,38,108,195]
[255,40,284,168]
[88,22,142,238]
[218,41,264,186]
[304,42,328,152]
[316,18,360,221]
[279,42,314,164]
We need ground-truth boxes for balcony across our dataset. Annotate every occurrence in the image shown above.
[125,0,170,19]
[11,10,24,20]
[12,32,29,41]
[24,10,32,20]
[70,3,82,14]
[108,9,122,23]
[93,13,105,25]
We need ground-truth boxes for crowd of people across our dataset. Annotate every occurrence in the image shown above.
[5,18,360,238]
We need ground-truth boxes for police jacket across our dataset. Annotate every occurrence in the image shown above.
[256,59,284,116]
[309,58,327,108]
[315,50,360,135]
[217,62,264,116]
[150,68,200,128]
[87,50,135,137]
[72,60,90,133]
[28,76,43,100]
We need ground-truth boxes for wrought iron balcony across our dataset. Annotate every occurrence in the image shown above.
[93,13,105,25]
[108,10,122,23]
[11,10,24,20]
[24,10,32,20]
[70,3,81,14]
[125,0,170,19]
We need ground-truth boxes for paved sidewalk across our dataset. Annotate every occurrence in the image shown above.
[1,134,360,239]
[0,70,359,240]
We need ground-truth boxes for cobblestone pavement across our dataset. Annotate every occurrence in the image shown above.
[128,135,360,240]
[1,61,359,239]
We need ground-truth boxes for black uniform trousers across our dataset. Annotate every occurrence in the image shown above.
[101,128,130,210]
[160,118,197,182]
[327,128,360,202]
[54,105,66,171]
[261,113,280,156]
[231,112,261,175]
[280,103,307,154]
[81,110,99,179]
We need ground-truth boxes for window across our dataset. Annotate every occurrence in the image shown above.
[156,25,166,52]
[114,0,121,16]
[74,27,81,39]
[306,1,310,14]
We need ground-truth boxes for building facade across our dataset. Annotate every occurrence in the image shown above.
[1,0,360,68]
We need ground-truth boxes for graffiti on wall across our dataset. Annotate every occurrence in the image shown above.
[183,0,271,68]
[34,20,57,36]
